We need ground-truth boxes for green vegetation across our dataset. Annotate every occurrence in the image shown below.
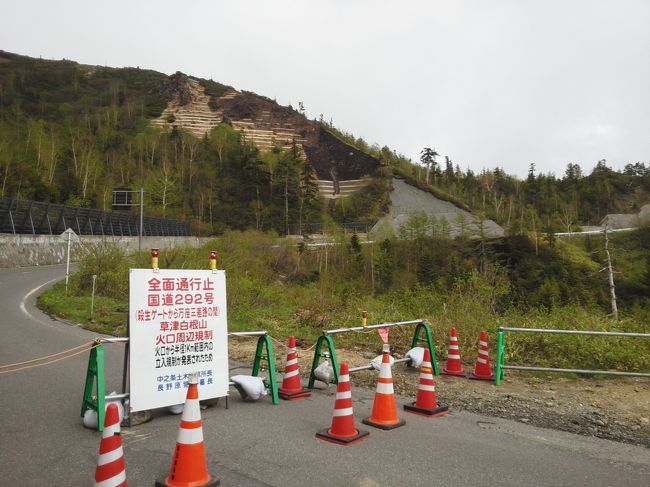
[3,51,649,373]
[38,283,128,335]
[331,177,390,224]
[570,226,650,313]
[2,51,649,236]
[322,123,650,232]
[40,230,650,372]
[0,52,322,234]
[198,78,229,110]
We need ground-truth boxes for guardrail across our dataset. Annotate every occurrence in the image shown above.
[495,327,650,385]
[287,222,374,236]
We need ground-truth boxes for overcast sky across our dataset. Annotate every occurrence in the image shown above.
[2,1,649,178]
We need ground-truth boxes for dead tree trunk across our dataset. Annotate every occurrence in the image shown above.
[603,222,618,320]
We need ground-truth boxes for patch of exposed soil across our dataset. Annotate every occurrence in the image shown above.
[303,127,381,180]
[229,339,650,448]
[220,92,313,137]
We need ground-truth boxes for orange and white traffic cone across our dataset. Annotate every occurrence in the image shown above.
[156,374,219,487]
[279,336,311,400]
[404,349,448,417]
[470,330,495,381]
[443,326,467,377]
[316,362,369,445]
[94,403,127,487]
[362,351,405,430]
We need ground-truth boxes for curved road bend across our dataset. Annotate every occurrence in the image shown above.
[0,265,648,486]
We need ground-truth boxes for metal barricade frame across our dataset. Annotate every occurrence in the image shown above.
[307,319,439,388]
[495,326,650,385]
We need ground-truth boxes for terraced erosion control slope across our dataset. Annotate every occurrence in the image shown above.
[150,77,224,137]
[372,178,505,238]
[150,74,381,201]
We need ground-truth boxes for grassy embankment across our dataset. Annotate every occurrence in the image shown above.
[38,231,650,373]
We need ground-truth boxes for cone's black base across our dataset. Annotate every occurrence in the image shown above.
[469,372,495,381]
[279,388,312,400]
[156,475,220,486]
[404,402,449,417]
[362,417,406,430]
[442,369,467,377]
[315,428,369,445]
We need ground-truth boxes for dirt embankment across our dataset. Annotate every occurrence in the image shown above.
[229,340,650,448]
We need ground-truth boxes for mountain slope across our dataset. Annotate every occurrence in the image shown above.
[2,50,647,237]
[0,51,386,232]
[148,71,382,190]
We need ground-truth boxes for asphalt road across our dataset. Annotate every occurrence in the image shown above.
[0,265,648,486]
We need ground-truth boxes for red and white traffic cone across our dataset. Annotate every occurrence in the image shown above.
[279,336,311,400]
[316,362,369,445]
[94,403,127,487]
[470,330,495,381]
[404,348,448,417]
[443,326,467,377]
[156,374,219,487]
[362,352,405,430]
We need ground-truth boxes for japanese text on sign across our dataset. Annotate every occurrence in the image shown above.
[129,269,229,412]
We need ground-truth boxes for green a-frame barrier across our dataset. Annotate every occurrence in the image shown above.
[307,321,439,389]
[82,334,280,427]
[249,334,280,404]
[81,342,106,431]
[495,329,506,385]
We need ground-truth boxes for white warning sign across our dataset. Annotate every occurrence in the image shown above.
[128,268,229,412]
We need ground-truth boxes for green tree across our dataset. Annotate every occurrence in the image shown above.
[420,147,439,184]
[374,238,396,292]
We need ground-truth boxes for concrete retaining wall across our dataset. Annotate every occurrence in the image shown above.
[0,234,214,267]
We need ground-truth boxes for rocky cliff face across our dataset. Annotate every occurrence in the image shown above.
[159,72,194,106]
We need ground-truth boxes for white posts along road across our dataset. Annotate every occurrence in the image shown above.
[0,265,648,486]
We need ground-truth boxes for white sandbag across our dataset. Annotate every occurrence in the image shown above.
[167,403,184,414]
[231,375,267,401]
[405,347,426,368]
[82,409,99,429]
[82,392,124,429]
[370,354,395,370]
[314,360,335,384]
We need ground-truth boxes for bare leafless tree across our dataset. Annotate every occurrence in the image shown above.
[600,219,619,320]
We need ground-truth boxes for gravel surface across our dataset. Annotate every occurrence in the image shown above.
[388,368,650,448]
